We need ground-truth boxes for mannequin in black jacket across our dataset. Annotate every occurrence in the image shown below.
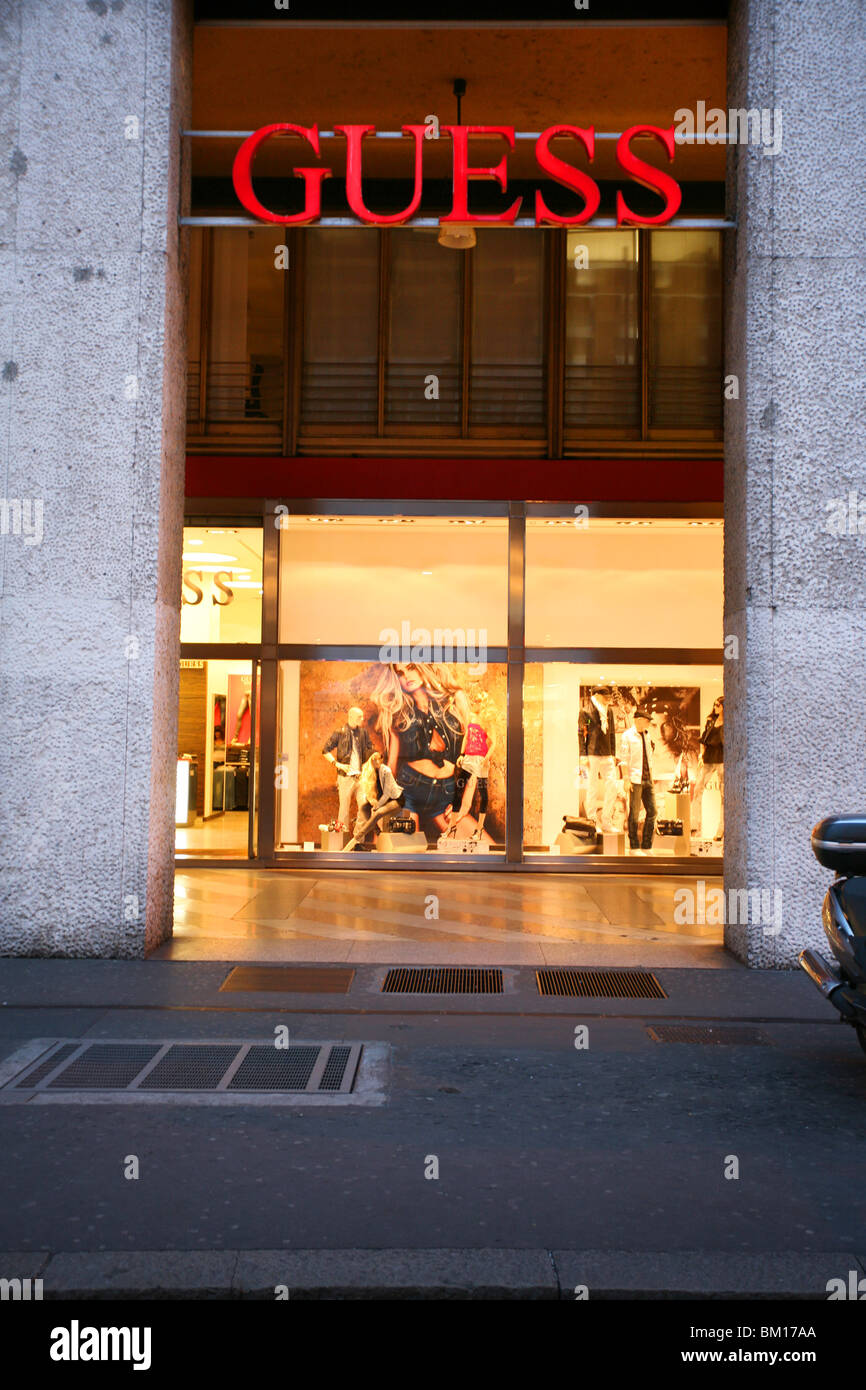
[322,707,373,830]
[579,686,618,830]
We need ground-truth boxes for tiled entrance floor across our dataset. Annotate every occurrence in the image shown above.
[154,870,732,967]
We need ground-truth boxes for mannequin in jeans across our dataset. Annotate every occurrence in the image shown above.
[579,685,618,832]
[322,706,372,831]
[619,706,658,852]
[691,695,725,840]
[343,753,404,851]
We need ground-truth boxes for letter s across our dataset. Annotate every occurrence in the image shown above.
[182,570,203,605]
[615,125,682,226]
[534,126,600,225]
[213,571,234,606]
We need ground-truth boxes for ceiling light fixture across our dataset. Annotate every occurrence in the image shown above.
[438,79,476,251]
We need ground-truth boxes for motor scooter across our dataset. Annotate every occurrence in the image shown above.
[800,815,866,1055]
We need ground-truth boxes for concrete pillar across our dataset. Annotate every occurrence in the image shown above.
[725,0,866,965]
[0,0,192,955]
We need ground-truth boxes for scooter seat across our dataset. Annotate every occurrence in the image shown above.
[812,815,866,874]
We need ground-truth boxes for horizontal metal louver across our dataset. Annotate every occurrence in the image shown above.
[564,364,641,431]
[469,363,545,427]
[186,359,201,423]
[205,358,283,424]
[301,361,378,425]
[385,363,461,426]
[649,365,723,430]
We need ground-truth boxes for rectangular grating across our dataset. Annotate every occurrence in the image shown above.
[46,1044,162,1089]
[319,1046,353,1092]
[536,968,666,999]
[647,1024,769,1046]
[137,1045,240,1090]
[221,966,355,994]
[2,1041,364,1094]
[227,1045,322,1091]
[11,1042,80,1089]
[382,967,503,995]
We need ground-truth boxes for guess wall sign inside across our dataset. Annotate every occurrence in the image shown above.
[232,123,682,228]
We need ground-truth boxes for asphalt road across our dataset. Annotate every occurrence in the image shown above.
[0,961,864,1262]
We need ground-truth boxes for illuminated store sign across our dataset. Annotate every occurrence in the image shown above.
[232,123,682,228]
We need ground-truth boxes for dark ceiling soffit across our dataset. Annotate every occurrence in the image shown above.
[191,178,726,220]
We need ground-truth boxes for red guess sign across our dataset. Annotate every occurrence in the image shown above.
[232,123,682,228]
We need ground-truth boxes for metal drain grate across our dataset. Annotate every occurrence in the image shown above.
[319,1045,356,1092]
[536,968,666,999]
[227,1045,322,1091]
[138,1045,240,1091]
[220,966,355,994]
[11,1042,79,1088]
[382,967,503,994]
[647,1024,769,1045]
[3,1041,362,1094]
[45,1044,162,1089]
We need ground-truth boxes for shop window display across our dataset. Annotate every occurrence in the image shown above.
[278,660,506,855]
[523,664,724,860]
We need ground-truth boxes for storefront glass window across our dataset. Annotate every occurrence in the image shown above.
[564,229,639,437]
[180,525,263,643]
[523,662,724,861]
[278,514,508,646]
[649,230,722,432]
[524,517,723,648]
[277,659,506,855]
[470,231,545,431]
[302,229,379,431]
[386,231,462,430]
[206,229,284,428]
[175,658,259,860]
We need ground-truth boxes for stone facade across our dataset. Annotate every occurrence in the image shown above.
[724,0,866,965]
[0,0,191,956]
[1,2,862,962]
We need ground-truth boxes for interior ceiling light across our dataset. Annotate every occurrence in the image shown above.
[438,79,476,251]
[181,551,239,562]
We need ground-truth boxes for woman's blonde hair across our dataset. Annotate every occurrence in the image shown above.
[368,662,469,755]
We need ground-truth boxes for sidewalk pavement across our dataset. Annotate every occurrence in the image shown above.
[2,1248,862,1300]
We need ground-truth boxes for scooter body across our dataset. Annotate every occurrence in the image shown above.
[800,815,866,1053]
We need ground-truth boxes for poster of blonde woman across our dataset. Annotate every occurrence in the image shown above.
[292,660,505,847]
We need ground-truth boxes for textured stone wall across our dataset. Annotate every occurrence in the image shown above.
[725,0,866,965]
[0,0,192,956]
